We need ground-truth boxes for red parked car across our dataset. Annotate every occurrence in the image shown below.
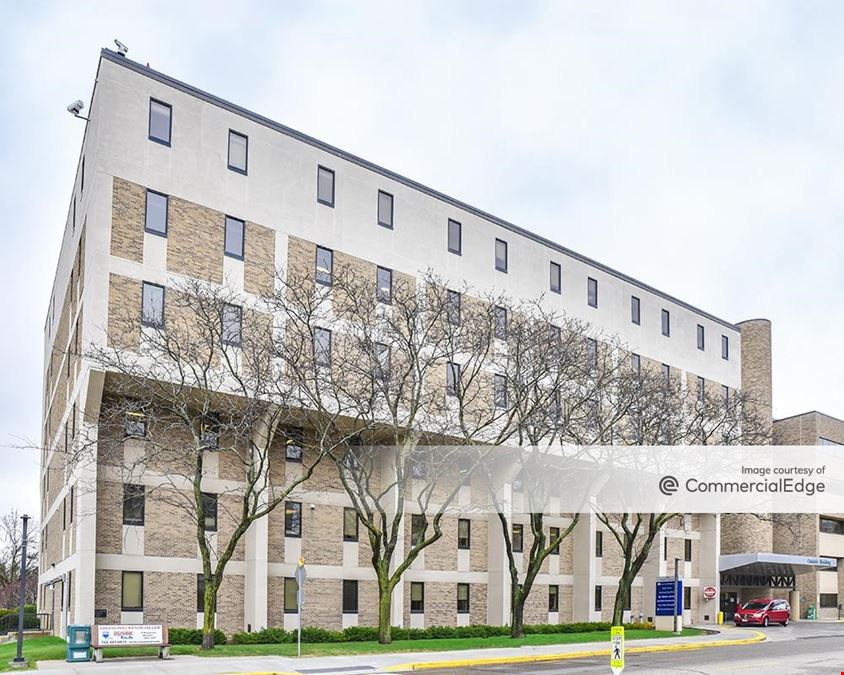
[734,598,790,626]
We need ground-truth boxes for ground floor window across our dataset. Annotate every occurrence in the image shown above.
[549,584,559,612]
[121,571,143,611]
[410,582,425,613]
[342,580,358,613]
[594,585,602,612]
[284,577,298,613]
[684,585,691,610]
[820,593,838,608]
[457,583,470,613]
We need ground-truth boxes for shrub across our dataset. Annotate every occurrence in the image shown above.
[342,626,379,642]
[168,628,226,645]
[231,627,290,644]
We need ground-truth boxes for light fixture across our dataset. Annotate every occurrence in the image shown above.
[66,100,88,120]
[114,39,128,56]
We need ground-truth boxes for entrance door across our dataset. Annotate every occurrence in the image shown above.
[721,591,738,620]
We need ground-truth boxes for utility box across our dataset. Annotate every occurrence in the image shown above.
[66,624,92,662]
[806,605,817,621]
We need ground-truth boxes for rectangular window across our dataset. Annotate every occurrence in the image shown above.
[631,353,641,374]
[284,577,298,613]
[549,584,560,612]
[684,538,692,562]
[343,580,359,613]
[227,130,248,174]
[285,428,304,462]
[447,219,462,254]
[374,342,390,381]
[550,262,561,294]
[148,99,172,146]
[550,526,560,555]
[494,306,507,340]
[457,583,470,613]
[411,514,426,547]
[410,582,425,613]
[317,165,335,206]
[221,304,242,347]
[446,361,460,397]
[343,507,359,542]
[376,266,393,304]
[141,282,165,328]
[447,290,461,326]
[284,501,302,537]
[196,574,214,613]
[72,197,76,233]
[820,517,844,534]
[594,585,602,611]
[722,335,730,360]
[494,374,507,408]
[698,376,706,403]
[587,278,598,308]
[661,309,671,337]
[144,189,168,236]
[587,338,598,370]
[315,246,333,286]
[377,190,394,229]
[595,531,603,557]
[457,518,471,549]
[697,324,705,351]
[314,327,332,367]
[124,412,146,438]
[512,523,524,552]
[662,364,670,383]
[224,216,245,259]
[820,593,838,608]
[122,484,145,526]
[721,385,729,405]
[684,585,692,610]
[495,238,508,272]
[631,296,641,325]
[121,571,143,611]
[202,492,218,532]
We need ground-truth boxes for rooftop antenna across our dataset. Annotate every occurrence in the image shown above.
[66,100,88,121]
[114,39,128,56]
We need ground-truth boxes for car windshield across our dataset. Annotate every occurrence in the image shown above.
[742,602,769,609]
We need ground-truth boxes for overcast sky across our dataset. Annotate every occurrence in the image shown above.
[1,1,842,520]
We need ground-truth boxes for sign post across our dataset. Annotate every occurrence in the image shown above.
[295,557,306,657]
[610,625,624,674]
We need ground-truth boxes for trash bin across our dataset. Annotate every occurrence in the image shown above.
[806,606,817,621]
[66,624,91,662]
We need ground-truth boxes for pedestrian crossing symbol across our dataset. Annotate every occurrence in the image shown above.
[610,625,624,674]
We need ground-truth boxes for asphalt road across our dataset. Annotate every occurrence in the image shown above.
[406,622,844,674]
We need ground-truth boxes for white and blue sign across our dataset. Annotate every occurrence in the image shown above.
[655,579,683,616]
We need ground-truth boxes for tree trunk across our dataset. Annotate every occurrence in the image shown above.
[510,593,525,639]
[200,583,218,650]
[377,583,393,644]
[612,577,631,626]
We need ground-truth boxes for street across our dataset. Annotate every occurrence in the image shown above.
[403,622,844,674]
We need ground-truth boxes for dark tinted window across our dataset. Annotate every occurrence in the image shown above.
[494,374,507,408]
[697,324,705,350]
[495,238,508,272]
[410,582,424,613]
[457,519,471,549]
[631,296,640,325]
[227,130,248,173]
[317,166,335,206]
[494,306,507,340]
[448,219,462,254]
[457,583,470,613]
[315,246,333,286]
[123,484,145,525]
[722,335,730,360]
[447,290,461,326]
[343,508,359,541]
[141,282,164,328]
[446,361,460,396]
[314,328,332,367]
[661,309,670,337]
[550,262,561,294]
[221,304,242,347]
[411,514,426,546]
[149,99,171,145]
[512,523,524,552]
[343,580,359,613]
[224,216,245,259]
[376,266,392,304]
[549,585,559,612]
[587,278,598,308]
[284,501,302,537]
[145,190,168,236]
[202,492,218,532]
[377,190,393,228]
[595,531,603,557]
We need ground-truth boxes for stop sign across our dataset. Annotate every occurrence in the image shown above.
[703,585,717,600]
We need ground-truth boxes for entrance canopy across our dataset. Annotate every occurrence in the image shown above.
[720,553,836,588]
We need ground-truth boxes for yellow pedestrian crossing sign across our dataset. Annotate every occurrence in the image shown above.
[610,625,624,674]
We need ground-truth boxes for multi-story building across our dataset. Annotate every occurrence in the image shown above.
[40,47,798,636]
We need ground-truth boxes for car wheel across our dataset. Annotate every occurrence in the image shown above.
[782,619,789,626]
[763,617,769,627]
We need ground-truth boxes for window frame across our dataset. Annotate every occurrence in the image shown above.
[410,582,425,613]
[446,361,461,397]
[220,303,242,347]
[124,412,147,438]
[697,324,705,351]
[343,579,359,614]
[512,523,524,553]
[140,282,165,329]
[122,484,145,526]
[284,501,302,538]
[661,309,671,337]
[343,507,359,542]
[550,262,561,294]
[202,492,218,532]
[457,518,471,550]
[447,219,462,255]
[314,327,332,367]
[587,277,598,308]
[283,577,298,613]
[317,165,335,207]
[631,353,641,374]
[148,98,172,147]
[595,530,603,558]
[594,584,602,612]
[315,246,334,287]
[494,305,507,340]
[227,129,248,175]
[144,189,169,237]
[549,526,560,555]
[121,571,144,612]
[447,290,461,326]
[549,584,560,612]
[196,573,215,614]
[377,190,394,229]
[684,538,692,562]
[722,335,730,360]
[376,266,393,304]
[495,238,508,273]
[457,582,470,614]
[494,373,508,409]
[224,215,246,260]
[410,513,426,547]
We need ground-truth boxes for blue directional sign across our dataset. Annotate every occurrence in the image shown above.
[655,579,683,616]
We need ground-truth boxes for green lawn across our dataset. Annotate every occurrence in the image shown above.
[0,628,704,669]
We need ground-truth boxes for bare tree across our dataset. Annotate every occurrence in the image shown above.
[0,510,38,608]
[84,278,330,649]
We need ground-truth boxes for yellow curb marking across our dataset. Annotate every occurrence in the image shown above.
[384,630,766,672]
[220,671,302,675]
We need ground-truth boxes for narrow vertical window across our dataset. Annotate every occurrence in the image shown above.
[343,507,359,541]
[224,216,245,259]
[549,585,559,612]
[285,428,304,462]
[148,99,172,146]
[631,353,641,374]
[721,335,730,360]
[661,309,671,337]
[494,374,507,409]
[587,338,598,370]
[122,484,145,525]
[124,412,146,438]
[374,342,390,381]
[377,190,394,229]
[221,304,242,347]
[315,246,333,286]
[494,306,507,340]
[447,290,461,326]
[631,296,640,325]
[512,523,524,552]
[141,282,165,328]
[227,130,248,174]
[722,385,729,405]
[343,580,359,613]
[662,364,670,383]
[410,582,425,613]
[697,376,705,402]
[495,238,508,272]
[587,278,598,308]
[411,514,426,546]
[201,492,218,532]
[284,501,302,537]
[144,190,168,236]
[376,266,393,304]
[317,166,335,206]
[447,219,462,254]
[283,577,298,612]
[72,198,76,233]
[446,362,461,397]
[457,519,471,549]
[697,324,705,351]
[550,262,561,294]
[196,574,214,613]
[594,585,602,611]
[314,327,332,367]
[595,531,603,557]
[121,571,143,611]
[457,583,470,613]
[684,538,692,562]
[550,526,560,554]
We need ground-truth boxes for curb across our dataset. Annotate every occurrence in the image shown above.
[384,629,766,672]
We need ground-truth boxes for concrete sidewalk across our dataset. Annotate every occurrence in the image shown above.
[36,626,763,675]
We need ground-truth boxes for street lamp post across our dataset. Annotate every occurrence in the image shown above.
[12,514,30,666]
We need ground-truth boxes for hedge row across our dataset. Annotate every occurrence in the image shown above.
[229,621,654,645]
[168,627,227,645]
